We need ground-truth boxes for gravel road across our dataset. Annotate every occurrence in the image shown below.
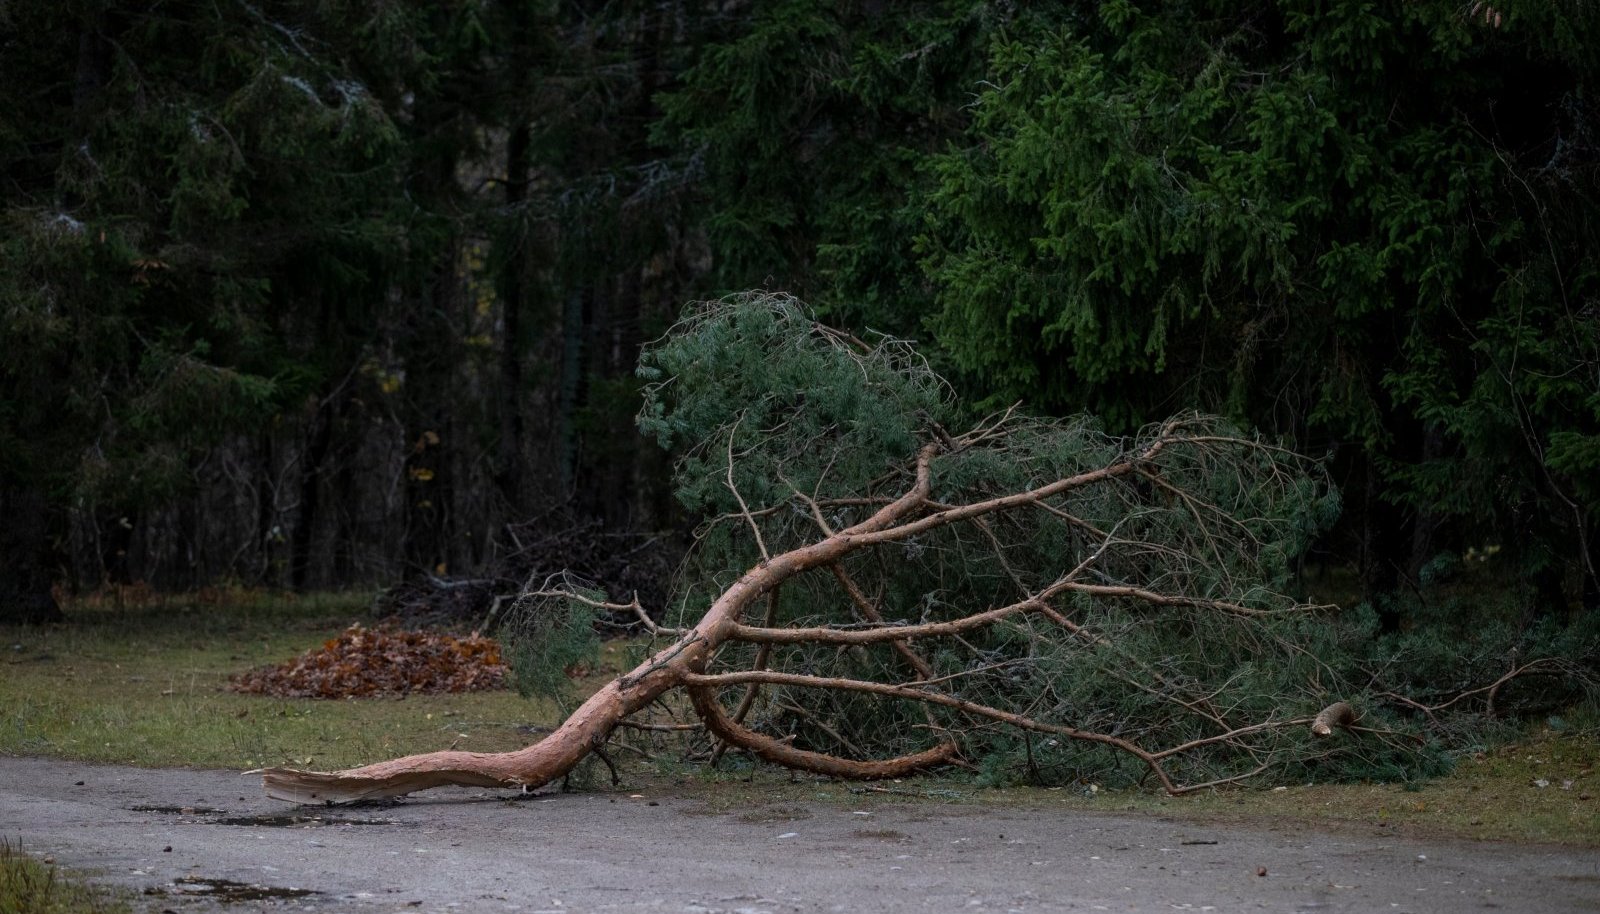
[2,756,1595,913]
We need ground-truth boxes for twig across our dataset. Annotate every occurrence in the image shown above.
[725,413,770,562]
[526,588,684,637]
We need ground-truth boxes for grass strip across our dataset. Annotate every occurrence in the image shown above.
[0,843,132,914]
[3,592,1594,845]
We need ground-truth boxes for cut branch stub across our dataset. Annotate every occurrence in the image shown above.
[1311,701,1357,737]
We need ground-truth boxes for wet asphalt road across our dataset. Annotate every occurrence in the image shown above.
[2,756,1596,913]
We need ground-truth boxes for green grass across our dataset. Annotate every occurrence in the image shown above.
[0,843,132,914]
[1143,727,1599,844]
[646,726,1599,846]
[0,592,599,770]
[1018,726,1600,845]
[4,593,1595,846]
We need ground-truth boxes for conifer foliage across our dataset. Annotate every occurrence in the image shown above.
[262,295,1400,802]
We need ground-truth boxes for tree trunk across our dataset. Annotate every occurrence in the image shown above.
[0,486,65,624]
[290,395,335,590]
[496,119,531,512]
[1357,455,1405,631]
[1406,423,1448,584]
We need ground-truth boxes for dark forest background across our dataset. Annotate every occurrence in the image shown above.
[2,0,1596,633]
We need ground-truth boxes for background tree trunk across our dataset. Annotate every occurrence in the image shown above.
[1,486,64,624]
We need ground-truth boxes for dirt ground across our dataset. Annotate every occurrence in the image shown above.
[2,756,1596,914]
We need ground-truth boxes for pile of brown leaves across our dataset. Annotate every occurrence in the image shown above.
[230,625,507,699]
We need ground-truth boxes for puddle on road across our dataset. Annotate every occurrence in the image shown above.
[127,806,400,827]
[155,876,321,902]
[129,804,225,815]
[213,813,403,827]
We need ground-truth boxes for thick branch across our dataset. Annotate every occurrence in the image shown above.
[263,677,640,803]
[682,669,1182,793]
[688,683,960,779]
[727,601,1033,645]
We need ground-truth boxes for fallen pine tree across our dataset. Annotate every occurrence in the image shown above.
[262,293,1408,804]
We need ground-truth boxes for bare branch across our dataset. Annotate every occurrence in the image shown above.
[1053,582,1278,617]
[725,413,771,562]
[526,589,684,637]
